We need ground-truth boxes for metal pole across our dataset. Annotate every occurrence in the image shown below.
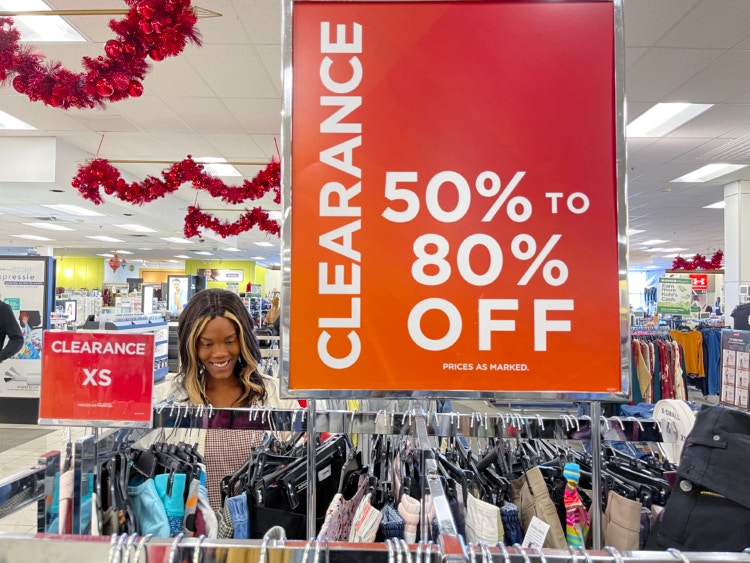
[589,401,602,550]
[306,400,317,540]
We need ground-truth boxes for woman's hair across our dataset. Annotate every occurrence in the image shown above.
[175,288,265,406]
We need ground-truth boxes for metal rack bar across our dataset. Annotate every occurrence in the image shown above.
[151,403,670,443]
[0,535,747,562]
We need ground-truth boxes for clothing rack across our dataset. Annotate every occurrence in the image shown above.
[0,533,748,562]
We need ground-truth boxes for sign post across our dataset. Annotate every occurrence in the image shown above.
[281,0,629,400]
[39,332,154,427]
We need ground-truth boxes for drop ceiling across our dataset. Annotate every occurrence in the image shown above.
[0,0,746,270]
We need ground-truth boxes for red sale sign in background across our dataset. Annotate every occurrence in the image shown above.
[39,332,154,426]
[283,0,628,398]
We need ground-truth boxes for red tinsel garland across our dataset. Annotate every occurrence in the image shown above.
[72,155,281,239]
[0,0,201,109]
[672,249,724,271]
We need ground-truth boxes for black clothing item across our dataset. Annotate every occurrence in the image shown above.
[646,406,750,551]
[731,302,750,330]
[0,300,23,363]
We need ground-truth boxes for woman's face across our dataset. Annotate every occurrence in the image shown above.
[197,315,241,384]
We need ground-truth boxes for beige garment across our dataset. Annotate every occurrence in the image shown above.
[509,466,567,549]
[601,490,642,552]
[464,491,503,544]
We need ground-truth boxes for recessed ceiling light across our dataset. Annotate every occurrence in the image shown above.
[114,250,133,255]
[86,235,124,243]
[22,222,73,231]
[97,253,114,258]
[704,201,725,209]
[114,224,157,233]
[251,256,265,260]
[223,247,241,252]
[43,204,104,216]
[13,234,54,241]
[627,103,713,138]
[0,109,35,130]
[641,239,669,246]
[194,251,214,256]
[167,260,180,263]
[137,247,153,251]
[254,242,274,247]
[174,255,191,259]
[672,163,747,183]
[627,228,645,235]
[161,237,194,244]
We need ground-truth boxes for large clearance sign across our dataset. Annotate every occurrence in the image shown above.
[284,0,627,397]
[39,332,154,426]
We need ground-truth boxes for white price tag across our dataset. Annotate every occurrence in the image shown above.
[521,516,550,548]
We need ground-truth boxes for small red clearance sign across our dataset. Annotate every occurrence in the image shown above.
[39,332,154,427]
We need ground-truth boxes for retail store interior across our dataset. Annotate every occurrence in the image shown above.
[1,0,750,558]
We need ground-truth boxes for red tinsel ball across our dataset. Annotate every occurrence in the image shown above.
[104,39,123,59]
[136,1,157,21]
[128,80,144,97]
[11,75,26,93]
[111,72,130,91]
[149,48,166,61]
[95,77,115,97]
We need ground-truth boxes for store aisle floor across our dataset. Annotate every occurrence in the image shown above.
[0,425,88,534]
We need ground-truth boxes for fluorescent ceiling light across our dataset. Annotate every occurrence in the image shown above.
[194,251,214,256]
[174,255,191,259]
[254,241,274,247]
[13,234,53,241]
[645,247,687,253]
[86,235,124,243]
[223,247,241,252]
[161,237,194,244]
[114,224,157,233]
[97,253,114,258]
[704,201,725,209]
[167,260,180,263]
[672,163,747,183]
[195,157,242,177]
[268,211,282,220]
[137,247,153,251]
[641,239,669,246]
[627,228,645,235]
[0,109,35,130]
[0,0,86,42]
[251,256,265,260]
[22,222,72,231]
[114,250,133,255]
[662,253,682,258]
[627,103,713,137]
[43,204,104,216]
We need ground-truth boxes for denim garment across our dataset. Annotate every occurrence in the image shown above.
[227,492,250,539]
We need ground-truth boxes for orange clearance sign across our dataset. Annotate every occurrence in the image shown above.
[285,0,627,397]
[39,332,154,426]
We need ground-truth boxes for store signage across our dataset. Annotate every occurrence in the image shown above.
[284,0,626,397]
[690,273,708,290]
[657,277,691,316]
[197,268,244,282]
[720,330,750,411]
[39,332,154,426]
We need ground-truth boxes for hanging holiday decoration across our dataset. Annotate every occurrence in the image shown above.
[0,0,201,109]
[672,249,724,271]
[72,155,281,238]
[108,252,122,272]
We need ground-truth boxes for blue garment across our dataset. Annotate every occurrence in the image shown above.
[227,492,250,539]
[155,473,186,536]
[701,328,721,395]
[500,502,524,545]
[379,503,405,540]
[128,478,171,537]
[620,403,655,419]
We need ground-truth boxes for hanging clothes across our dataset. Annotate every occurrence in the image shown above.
[669,328,704,377]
